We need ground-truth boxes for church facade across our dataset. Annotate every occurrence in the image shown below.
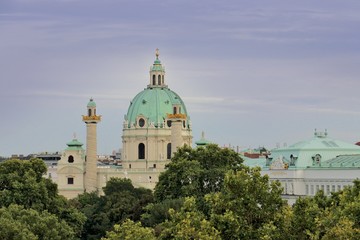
[56,51,192,198]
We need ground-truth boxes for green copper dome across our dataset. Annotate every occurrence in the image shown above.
[124,49,190,128]
[87,98,96,107]
[125,87,189,128]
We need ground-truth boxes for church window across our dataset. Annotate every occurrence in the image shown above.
[88,109,91,116]
[129,164,131,169]
[183,121,186,128]
[158,75,161,85]
[138,143,145,159]
[153,164,156,168]
[179,107,181,113]
[167,120,172,128]
[153,75,156,85]
[167,143,171,159]
[68,155,74,163]
[68,177,74,185]
[138,118,145,127]
[94,109,96,115]
[173,107,177,114]
[162,75,164,84]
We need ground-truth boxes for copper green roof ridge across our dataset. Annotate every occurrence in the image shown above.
[66,139,83,147]
[65,138,84,151]
[195,131,211,146]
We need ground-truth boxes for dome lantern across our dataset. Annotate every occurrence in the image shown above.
[149,48,166,87]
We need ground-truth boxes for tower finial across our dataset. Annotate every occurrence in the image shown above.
[73,132,77,139]
[155,48,159,59]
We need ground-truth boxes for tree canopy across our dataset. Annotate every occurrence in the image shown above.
[102,219,156,240]
[0,204,76,240]
[72,178,154,239]
[154,144,244,202]
[205,167,287,239]
[4,147,360,239]
[0,159,86,238]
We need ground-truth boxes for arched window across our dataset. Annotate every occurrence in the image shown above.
[162,75,164,84]
[68,155,74,163]
[138,143,145,159]
[88,109,91,116]
[179,107,181,113]
[167,143,171,159]
[173,107,177,114]
[158,75,161,85]
[152,75,156,85]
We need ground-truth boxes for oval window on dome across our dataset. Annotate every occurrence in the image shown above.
[139,118,145,127]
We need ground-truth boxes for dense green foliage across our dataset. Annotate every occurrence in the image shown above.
[154,144,243,202]
[102,219,156,240]
[0,159,85,239]
[4,147,360,239]
[205,167,286,239]
[158,197,221,240]
[0,204,75,240]
[141,198,184,228]
[72,178,154,239]
[120,145,360,239]
[289,182,360,239]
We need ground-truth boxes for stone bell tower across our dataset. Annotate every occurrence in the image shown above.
[82,98,101,192]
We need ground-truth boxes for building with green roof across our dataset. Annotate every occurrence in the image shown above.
[244,129,360,204]
[121,49,193,189]
[195,131,212,147]
[54,50,193,197]
[57,136,86,198]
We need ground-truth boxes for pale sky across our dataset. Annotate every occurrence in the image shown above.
[1,0,360,157]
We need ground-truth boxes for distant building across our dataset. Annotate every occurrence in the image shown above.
[195,131,212,147]
[244,129,360,204]
[240,147,269,159]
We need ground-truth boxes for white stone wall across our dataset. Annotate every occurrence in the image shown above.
[85,123,98,192]
[262,168,359,204]
[57,149,85,199]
